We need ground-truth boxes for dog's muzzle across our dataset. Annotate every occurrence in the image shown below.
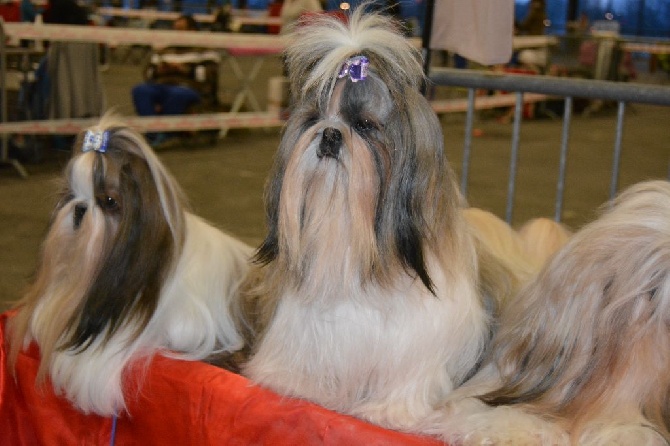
[317,127,342,159]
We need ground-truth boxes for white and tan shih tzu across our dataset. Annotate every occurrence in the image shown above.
[237,6,534,432]
[8,114,253,416]
[430,180,670,445]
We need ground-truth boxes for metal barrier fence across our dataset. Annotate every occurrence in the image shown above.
[429,67,670,224]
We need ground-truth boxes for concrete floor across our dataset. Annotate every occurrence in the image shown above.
[0,52,668,311]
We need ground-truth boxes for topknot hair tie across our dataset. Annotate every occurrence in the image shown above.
[337,55,369,83]
[82,130,110,153]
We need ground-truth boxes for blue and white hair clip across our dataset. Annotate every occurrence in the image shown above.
[337,55,369,83]
[82,130,110,153]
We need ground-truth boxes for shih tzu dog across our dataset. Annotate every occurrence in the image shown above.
[431,180,670,445]
[238,6,531,432]
[8,115,253,416]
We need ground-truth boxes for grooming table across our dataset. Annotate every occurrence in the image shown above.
[0,311,442,445]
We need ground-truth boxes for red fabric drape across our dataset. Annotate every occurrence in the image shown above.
[0,311,443,445]
[0,1,20,22]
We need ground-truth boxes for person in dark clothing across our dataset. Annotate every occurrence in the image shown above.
[515,0,546,36]
[131,15,220,146]
[42,0,89,25]
[38,0,103,151]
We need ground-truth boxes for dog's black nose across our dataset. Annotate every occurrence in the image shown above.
[317,127,342,159]
[73,203,87,229]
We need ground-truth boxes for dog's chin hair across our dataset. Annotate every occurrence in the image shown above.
[274,128,386,297]
[8,114,253,415]
[430,180,670,445]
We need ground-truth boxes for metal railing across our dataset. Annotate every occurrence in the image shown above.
[430,67,670,223]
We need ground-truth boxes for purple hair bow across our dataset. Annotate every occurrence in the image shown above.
[337,55,369,83]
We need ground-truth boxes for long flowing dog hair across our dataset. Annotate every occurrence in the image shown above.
[8,114,252,415]
[432,180,670,445]
[240,6,530,431]
[255,7,463,297]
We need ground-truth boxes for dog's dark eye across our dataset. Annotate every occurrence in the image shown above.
[103,196,117,209]
[97,195,119,212]
[304,114,320,128]
[354,118,376,134]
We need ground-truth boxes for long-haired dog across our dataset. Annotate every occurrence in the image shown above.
[8,115,253,416]
[238,7,530,431]
[517,217,572,267]
[431,180,670,445]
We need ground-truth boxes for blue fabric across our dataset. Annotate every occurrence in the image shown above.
[132,83,201,116]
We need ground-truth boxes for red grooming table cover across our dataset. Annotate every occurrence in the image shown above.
[0,311,443,445]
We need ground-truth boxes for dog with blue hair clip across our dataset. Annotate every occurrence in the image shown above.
[8,114,253,416]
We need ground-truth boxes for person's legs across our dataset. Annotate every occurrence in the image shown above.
[132,84,200,147]
[132,83,167,145]
[132,82,163,116]
[161,86,200,115]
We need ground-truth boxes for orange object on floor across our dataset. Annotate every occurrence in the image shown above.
[0,311,443,445]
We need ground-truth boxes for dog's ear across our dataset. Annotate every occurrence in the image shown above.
[62,154,176,351]
[388,89,452,295]
[255,164,281,265]
[254,165,281,264]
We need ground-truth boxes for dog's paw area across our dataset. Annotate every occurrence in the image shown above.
[424,402,569,446]
[351,401,433,432]
[579,421,668,446]
[453,429,562,446]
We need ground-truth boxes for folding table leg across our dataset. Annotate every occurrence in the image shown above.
[221,54,266,137]
[0,136,29,178]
